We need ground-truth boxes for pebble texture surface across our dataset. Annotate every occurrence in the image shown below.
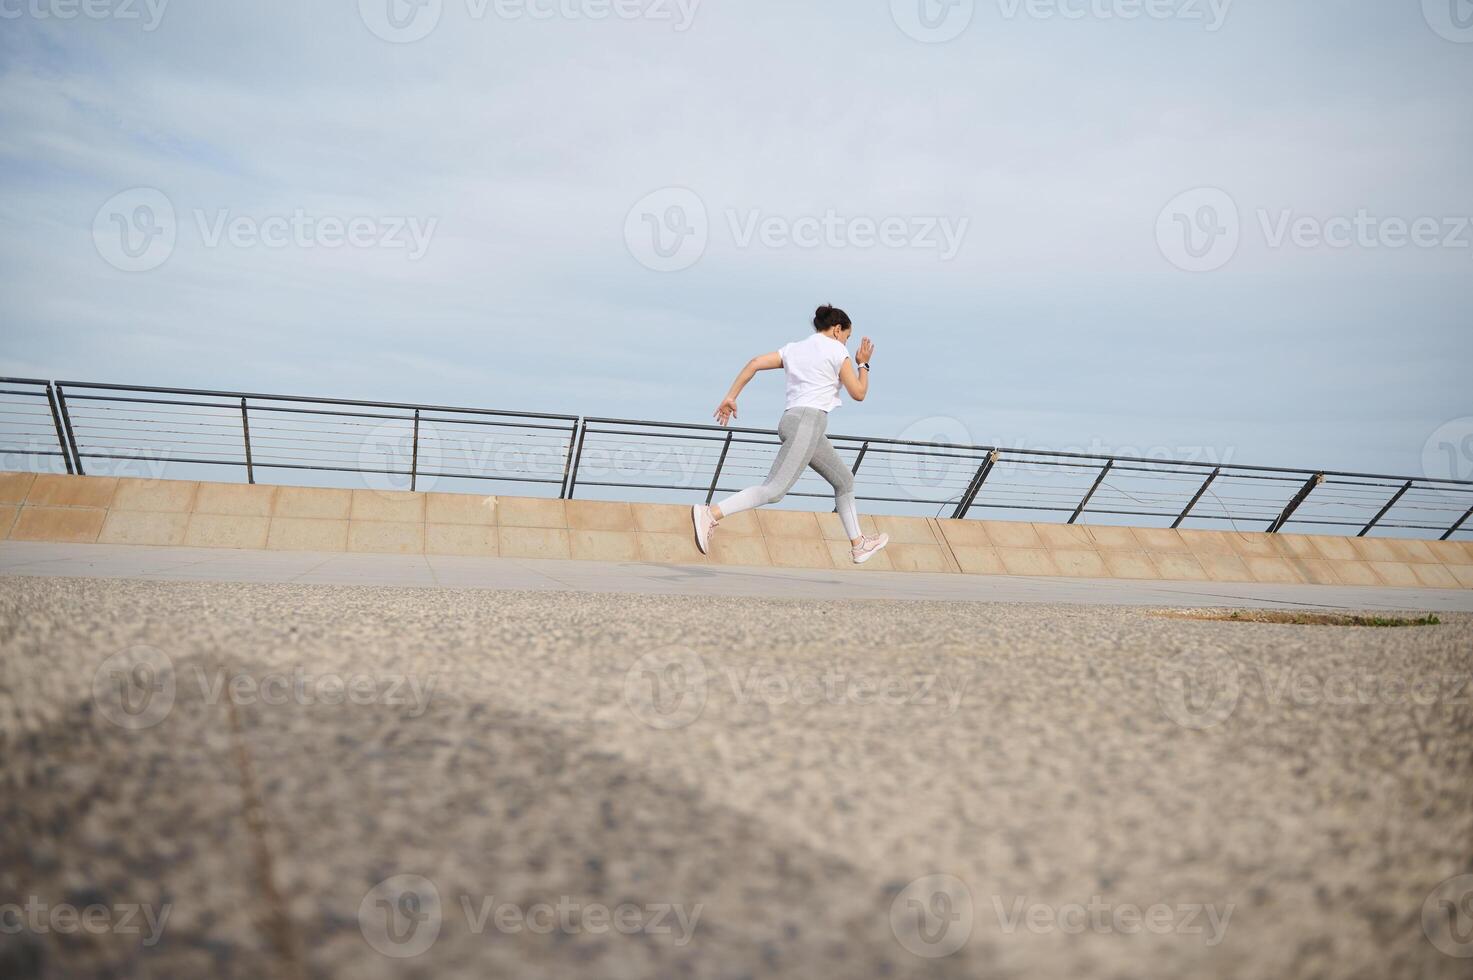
[2,575,1471,979]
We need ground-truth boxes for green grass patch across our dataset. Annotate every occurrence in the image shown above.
[1162,610,1441,627]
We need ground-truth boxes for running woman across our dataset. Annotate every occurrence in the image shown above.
[692,305,890,564]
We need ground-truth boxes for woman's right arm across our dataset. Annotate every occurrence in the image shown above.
[714,351,782,425]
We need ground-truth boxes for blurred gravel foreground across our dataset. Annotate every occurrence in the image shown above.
[2,576,1471,979]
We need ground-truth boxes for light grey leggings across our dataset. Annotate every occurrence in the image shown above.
[715,407,861,539]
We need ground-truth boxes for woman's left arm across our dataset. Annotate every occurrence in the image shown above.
[714,351,782,425]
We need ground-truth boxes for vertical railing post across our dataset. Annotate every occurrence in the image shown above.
[54,384,84,476]
[705,431,733,504]
[1358,479,1411,537]
[1172,467,1219,529]
[563,419,588,500]
[410,409,420,492]
[1441,503,1473,542]
[44,383,75,474]
[952,450,999,520]
[1266,473,1323,533]
[850,440,870,475]
[1068,459,1113,525]
[558,418,581,499]
[239,398,255,484]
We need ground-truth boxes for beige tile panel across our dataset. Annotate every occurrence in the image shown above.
[1329,561,1381,586]
[1351,537,1402,563]
[111,478,198,513]
[632,504,690,535]
[1386,538,1439,564]
[1177,529,1240,557]
[1446,564,1473,588]
[824,538,893,570]
[497,497,569,529]
[267,518,349,552]
[1130,527,1191,554]
[637,531,705,564]
[565,500,635,532]
[757,509,823,539]
[951,545,1004,575]
[711,534,772,567]
[1031,523,1093,550]
[885,544,952,573]
[273,486,352,520]
[1284,558,1340,587]
[1150,553,1210,582]
[1308,535,1359,561]
[765,537,834,569]
[1368,562,1419,587]
[569,529,640,562]
[194,482,277,517]
[1084,526,1141,554]
[1195,553,1254,582]
[0,472,36,505]
[935,519,994,548]
[1101,552,1160,580]
[348,521,423,555]
[351,489,424,523]
[1050,549,1109,578]
[498,526,571,559]
[1425,541,1472,566]
[10,506,106,543]
[1271,534,1323,560]
[424,492,498,526]
[26,474,118,509]
[1410,563,1460,589]
[184,514,270,549]
[997,548,1059,577]
[1226,533,1279,558]
[1243,556,1303,585]
[981,521,1042,550]
[425,523,499,556]
[871,515,939,545]
[718,509,762,536]
[98,510,189,546]
[0,505,17,536]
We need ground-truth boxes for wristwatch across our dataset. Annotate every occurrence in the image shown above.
[857,362,870,371]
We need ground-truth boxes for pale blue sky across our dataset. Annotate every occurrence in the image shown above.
[2,0,1470,484]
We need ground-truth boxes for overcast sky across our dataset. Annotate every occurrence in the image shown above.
[2,0,1470,483]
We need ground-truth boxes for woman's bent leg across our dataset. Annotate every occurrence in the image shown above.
[713,409,825,519]
[807,436,861,540]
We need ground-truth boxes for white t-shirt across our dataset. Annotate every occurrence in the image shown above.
[778,334,851,413]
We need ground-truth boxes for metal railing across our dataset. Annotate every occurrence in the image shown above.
[2,377,1470,541]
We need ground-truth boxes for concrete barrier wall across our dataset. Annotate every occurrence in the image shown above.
[2,471,1470,590]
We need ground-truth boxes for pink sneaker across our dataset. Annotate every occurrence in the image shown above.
[691,504,718,554]
[851,532,889,564]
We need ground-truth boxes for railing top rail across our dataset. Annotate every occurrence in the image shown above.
[55,380,580,424]
[0,376,53,386]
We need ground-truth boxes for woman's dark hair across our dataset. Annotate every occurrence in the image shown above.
[813,304,852,332]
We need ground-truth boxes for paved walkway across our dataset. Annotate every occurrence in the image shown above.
[2,540,1468,611]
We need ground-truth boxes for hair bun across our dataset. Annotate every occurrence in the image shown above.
[813,305,833,329]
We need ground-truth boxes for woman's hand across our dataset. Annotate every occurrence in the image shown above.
[714,397,738,426]
[856,337,874,365]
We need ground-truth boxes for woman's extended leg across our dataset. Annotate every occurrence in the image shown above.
[806,436,861,541]
[710,408,825,520]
